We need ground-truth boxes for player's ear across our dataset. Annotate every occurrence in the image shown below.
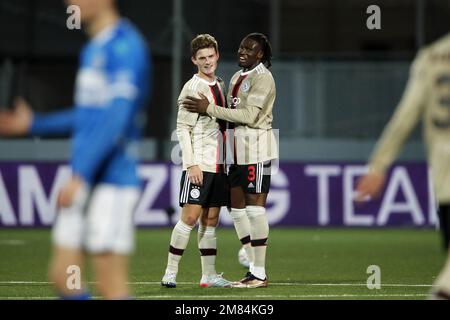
[256,50,263,60]
[191,56,197,66]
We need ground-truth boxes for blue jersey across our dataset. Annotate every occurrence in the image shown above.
[31,19,151,187]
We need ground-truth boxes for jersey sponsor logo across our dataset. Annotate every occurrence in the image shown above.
[190,188,200,199]
[230,97,241,108]
[75,68,109,107]
[241,80,250,92]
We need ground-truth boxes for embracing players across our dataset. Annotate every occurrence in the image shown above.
[184,33,278,288]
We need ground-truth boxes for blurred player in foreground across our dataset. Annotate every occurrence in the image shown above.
[355,34,450,300]
[184,33,277,288]
[161,34,231,288]
[0,0,150,299]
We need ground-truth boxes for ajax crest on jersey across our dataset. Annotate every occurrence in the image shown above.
[241,80,250,92]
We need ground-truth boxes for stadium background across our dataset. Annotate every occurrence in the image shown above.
[0,0,448,299]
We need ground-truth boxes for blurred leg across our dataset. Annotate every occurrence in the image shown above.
[92,253,130,299]
[84,185,138,298]
[50,193,87,298]
[48,246,87,298]
[431,205,450,299]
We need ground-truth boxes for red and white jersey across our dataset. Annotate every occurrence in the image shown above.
[176,74,227,173]
[207,63,278,165]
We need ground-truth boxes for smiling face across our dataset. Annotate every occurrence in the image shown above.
[238,37,263,70]
[192,47,219,79]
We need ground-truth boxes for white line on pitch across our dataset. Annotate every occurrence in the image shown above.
[0,293,428,300]
[131,282,435,287]
[0,281,436,287]
[138,293,429,299]
[0,240,26,245]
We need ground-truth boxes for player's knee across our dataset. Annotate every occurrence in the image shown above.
[181,204,202,226]
[202,215,219,227]
[181,214,198,226]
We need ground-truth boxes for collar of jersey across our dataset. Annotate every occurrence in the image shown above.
[194,74,217,86]
[241,62,264,76]
[91,18,122,45]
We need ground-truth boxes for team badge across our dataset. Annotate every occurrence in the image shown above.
[241,80,250,92]
[190,188,200,199]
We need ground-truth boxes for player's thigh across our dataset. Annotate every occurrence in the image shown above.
[85,184,140,255]
[230,186,246,209]
[245,192,268,206]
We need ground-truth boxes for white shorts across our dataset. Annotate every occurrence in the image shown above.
[52,184,140,255]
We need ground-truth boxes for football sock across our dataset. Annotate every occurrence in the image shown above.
[166,220,194,273]
[198,224,217,276]
[246,205,269,280]
[230,207,254,269]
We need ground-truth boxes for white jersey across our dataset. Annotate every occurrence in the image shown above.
[176,74,227,173]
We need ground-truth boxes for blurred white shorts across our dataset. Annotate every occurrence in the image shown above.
[52,183,140,255]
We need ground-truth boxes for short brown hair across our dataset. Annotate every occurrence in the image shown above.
[191,34,218,58]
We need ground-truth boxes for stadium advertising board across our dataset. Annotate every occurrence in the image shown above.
[0,162,437,227]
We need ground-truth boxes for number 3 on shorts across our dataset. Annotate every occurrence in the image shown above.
[248,165,256,181]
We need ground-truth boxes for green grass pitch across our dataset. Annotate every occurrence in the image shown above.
[0,228,445,300]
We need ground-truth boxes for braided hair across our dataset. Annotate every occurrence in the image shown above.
[245,33,273,69]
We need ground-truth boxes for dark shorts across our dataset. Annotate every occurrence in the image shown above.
[179,171,230,208]
[228,161,271,194]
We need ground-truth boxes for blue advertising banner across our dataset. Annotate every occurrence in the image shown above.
[0,162,437,227]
